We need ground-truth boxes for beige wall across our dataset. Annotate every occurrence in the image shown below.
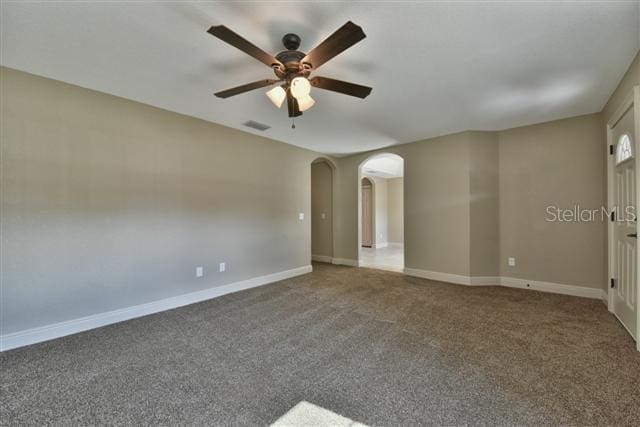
[337,118,605,289]
[311,160,333,257]
[336,132,472,275]
[1,67,318,334]
[4,52,638,337]
[603,52,639,123]
[387,178,404,244]
[499,114,605,288]
[470,132,500,277]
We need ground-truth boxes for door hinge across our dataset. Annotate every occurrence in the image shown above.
[609,144,614,155]
[611,211,616,222]
[610,278,615,289]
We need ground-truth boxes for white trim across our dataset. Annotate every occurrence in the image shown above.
[387,242,404,248]
[404,268,472,286]
[0,265,312,352]
[403,268,601,299]
[470,276,501,286]
[311,255,333,263]
[499,277,602,299]
[606,85,640,349]
[331,258,360,267]
[373,242,388,249]
[601,289,609,306]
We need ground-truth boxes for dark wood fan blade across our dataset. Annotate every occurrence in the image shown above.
[310,76,372,98]
[214,79,281,98]
[301,21,366,70]
[207,25,284,69]
[287,92,302,117]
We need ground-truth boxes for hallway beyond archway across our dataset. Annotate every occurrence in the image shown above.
[358,153,404,272]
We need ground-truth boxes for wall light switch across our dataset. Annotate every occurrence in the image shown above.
[508,257,516,267]
[196,266,204,278]
[299,213,304,220]
[321,213,326,220]
[219,262,226,272]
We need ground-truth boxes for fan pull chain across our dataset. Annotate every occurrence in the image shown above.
[291,118,296,129]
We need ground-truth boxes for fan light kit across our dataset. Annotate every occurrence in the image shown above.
[207,21,372,125]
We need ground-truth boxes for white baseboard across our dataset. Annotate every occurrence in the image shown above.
[373,242,388,249]
[499,277,602,299]
[470,276,501,286]
[404,268,472,286]
[601,289,608,306]
[404,268,601,299]
[311,254,333,263]
[331,258,360,267]
[0,265,313,352]
[387,242,404,248]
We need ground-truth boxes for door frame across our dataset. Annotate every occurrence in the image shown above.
[361,177,375,248]
[606,85,640,351]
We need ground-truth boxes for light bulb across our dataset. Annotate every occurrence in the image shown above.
[297,95,315,112]
[266,86,286,108]
[290,77,311,100]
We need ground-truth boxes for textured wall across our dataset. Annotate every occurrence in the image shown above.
[1,67,317,334]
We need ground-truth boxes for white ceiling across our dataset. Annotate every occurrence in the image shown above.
[362,154,404,178]
[2,1,638,156]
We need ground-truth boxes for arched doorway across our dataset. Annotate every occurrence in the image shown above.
[361,177,374,247]
[358,153,404,271]
[311,157,335,263]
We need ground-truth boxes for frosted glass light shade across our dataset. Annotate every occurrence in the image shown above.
[297,95,315,112]
[290,77,311,99]
[266,86,286,108]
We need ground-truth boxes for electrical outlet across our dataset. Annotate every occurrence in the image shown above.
[508,257,516,267]
[196,266,204,278]
[219,262,226,272]
[299,213,304,220]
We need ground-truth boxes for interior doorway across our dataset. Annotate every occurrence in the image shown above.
[358,153,404,272]
[361,177,374,247]
[311,158,335,263]
[607,88,640,350]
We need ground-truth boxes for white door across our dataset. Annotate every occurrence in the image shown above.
[611,104,637,341]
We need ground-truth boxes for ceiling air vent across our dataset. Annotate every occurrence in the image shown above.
[243,120,271,131]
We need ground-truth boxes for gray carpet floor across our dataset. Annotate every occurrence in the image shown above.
[2,263,639,425]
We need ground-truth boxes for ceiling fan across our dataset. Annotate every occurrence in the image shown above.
[207,21,372,119]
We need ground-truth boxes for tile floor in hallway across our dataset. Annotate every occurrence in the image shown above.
[359,244,404,271]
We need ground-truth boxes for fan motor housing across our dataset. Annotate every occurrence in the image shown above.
[274,50,310,79]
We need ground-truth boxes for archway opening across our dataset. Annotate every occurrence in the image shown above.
[311,158,335,264]
[358,153,404,272]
